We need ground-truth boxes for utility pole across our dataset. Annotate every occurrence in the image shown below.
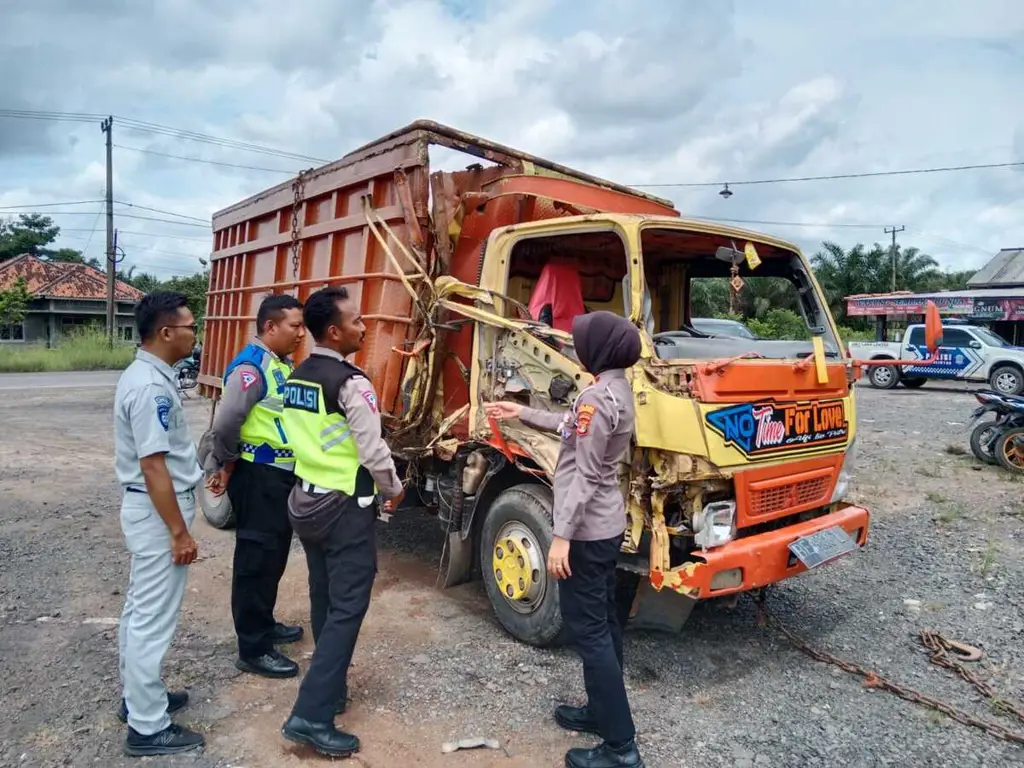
[885,225,905,293]
[102,116,115,346]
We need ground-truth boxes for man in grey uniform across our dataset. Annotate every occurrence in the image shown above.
[113,291,205,757]
[278,286,405,757]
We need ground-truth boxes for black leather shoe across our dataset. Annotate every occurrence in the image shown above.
[554,704,601,736]
[124,723,204,757]
[117,690,189,723]
[270,622,304,645]
[565,740,645,768]
[236,650,299,678]
[281,715,359,757]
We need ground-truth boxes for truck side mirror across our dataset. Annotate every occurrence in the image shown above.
[924,301,943,353]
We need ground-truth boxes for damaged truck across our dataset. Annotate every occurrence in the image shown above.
[198,120,903,647]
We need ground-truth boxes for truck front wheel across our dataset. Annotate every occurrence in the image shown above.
[479,483,566,648]
[869,364,899,389]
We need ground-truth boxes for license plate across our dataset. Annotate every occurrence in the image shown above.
[788,525,858,570]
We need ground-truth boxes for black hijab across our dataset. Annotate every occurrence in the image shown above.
[571,311,642,375]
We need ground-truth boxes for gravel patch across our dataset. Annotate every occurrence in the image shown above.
[0,379,1021,767]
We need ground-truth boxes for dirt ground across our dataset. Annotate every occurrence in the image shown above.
[1,377,1022,768]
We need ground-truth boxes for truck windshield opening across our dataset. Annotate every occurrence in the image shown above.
[639,226,841,362]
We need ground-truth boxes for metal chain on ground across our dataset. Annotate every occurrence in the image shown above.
[920,628,1024,722]
[755,600,1024,746]
[290,170,308,281]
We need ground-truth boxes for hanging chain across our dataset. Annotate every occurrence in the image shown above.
[290,170,308,282]
[756,600,1024,746]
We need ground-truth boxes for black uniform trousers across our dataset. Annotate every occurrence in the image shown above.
[226,460,294,659]
[290,495,377,722]
[558,534,636,746]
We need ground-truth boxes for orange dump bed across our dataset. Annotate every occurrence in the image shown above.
[199,120,678,436]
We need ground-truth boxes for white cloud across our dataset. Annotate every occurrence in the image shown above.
[1,0,1022,278]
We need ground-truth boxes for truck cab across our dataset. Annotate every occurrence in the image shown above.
[849,323,1024,394]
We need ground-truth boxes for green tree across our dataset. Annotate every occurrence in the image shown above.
[129,272,163,294]
[0,214,61,261]
[0,277,31,333]
[39,247,101,270]
[160,272,210,323]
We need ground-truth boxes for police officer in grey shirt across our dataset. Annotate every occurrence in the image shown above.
[487,310,645,768]
[113,291,205,757]
[278,286,404,758]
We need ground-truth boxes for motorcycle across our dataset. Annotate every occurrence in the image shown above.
[173,353,200,394]
[968,389,1024,469]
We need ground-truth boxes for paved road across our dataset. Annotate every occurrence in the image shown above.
[0,371,122,390]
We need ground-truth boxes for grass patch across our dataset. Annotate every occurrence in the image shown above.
[925,491,946,504]
[918,467,940,478]
[936,507,961,524]
[0,328,134,373]
[945,444,968,456]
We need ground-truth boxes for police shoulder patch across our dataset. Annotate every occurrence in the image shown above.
[154,394,173,431]
[575,403,597,436]
[361,389,379,414]
[240,370,258,391]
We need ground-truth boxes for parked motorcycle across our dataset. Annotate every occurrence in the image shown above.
[173,354,199,393]
[968,389,1024,470]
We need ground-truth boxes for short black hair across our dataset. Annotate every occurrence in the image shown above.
[303,286,350,341]
[135,291,190,342]
[256,294,303,335]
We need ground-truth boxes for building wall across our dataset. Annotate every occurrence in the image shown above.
[1,298,138,347]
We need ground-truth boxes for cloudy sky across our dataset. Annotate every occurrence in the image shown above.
[1,0,1022,279]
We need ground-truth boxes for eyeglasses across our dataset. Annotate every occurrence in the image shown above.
[164,324,198,334]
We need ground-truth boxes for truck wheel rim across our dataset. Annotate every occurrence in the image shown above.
[995,372,1019,393]
[492,521,546,614]
[874,368,893,385]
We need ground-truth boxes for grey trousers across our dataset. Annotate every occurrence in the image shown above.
[118,489,196,735]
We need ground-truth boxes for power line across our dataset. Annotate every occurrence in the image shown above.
[56,227,209,242]
[113,200,207,223]
[633,161,1024,188]
[114,143,298,175]
[0,109,325,163]
[0,200,104,211]
[689,215,888,230]
[10,210,208,228]
[112,116,326,163]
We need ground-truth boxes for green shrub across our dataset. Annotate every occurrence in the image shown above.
[0,327,135,373]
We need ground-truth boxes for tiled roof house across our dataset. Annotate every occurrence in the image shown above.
[0,254,144,345]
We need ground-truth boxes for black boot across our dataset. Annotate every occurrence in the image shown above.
[554,704,601,736]
[236,649,299,678]
[270,622,304,645]
[281,715,359,757]
[117,690,189,724]
[124,724,204,757]
[565,739,645,768]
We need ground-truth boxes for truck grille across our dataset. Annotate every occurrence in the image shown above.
[749,475,831,518]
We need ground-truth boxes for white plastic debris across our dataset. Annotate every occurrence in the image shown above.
[441,737,501,754]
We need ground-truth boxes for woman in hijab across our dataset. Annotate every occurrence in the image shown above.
[486,310,645,768]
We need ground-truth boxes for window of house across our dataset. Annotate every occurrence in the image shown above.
[0,322,25,341]
[120,326,134,341]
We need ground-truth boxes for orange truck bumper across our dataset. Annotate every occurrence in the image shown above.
[679,504,870,599]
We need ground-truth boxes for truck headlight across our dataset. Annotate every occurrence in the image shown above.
[693,500,737,552]
[830,436,857,504]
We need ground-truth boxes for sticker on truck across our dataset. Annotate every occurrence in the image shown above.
[705,399,849,459]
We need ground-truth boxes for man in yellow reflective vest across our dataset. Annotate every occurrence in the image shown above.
[205,294,306,679]
[278,286,404,758]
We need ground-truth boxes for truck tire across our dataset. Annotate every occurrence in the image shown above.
[994,427,1024,474]
[198,484,235,529]
[900,377,927,389]
[479,483,566,648]
[868,364,899,389]
[969,420,1001,465]
[989,366,1024,396]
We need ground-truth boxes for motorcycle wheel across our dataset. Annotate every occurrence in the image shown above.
[969,420,1001,465]
[994,427,1024,473]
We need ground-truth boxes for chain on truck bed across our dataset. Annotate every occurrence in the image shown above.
[754,598,1024,746]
